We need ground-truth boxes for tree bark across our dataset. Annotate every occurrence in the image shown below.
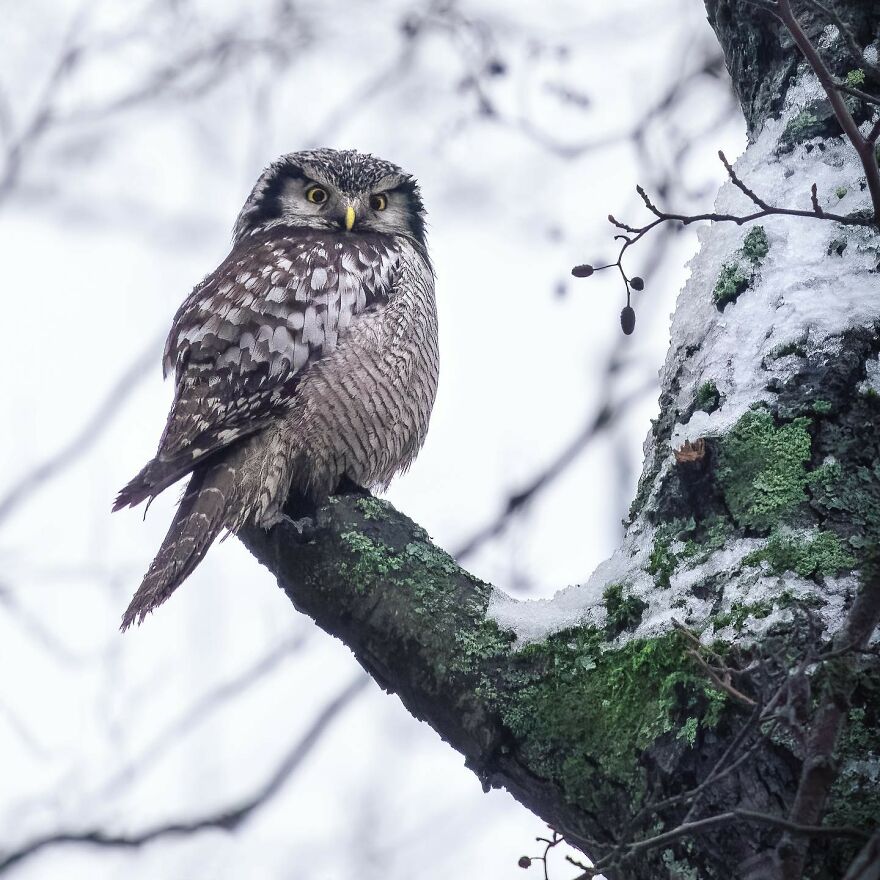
[241,3,880,877]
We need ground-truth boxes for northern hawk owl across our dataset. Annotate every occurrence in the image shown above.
[114,149,438,629]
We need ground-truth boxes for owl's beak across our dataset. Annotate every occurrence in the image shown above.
[343,203,356,231]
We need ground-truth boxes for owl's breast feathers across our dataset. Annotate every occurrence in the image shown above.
[115,226,428,509]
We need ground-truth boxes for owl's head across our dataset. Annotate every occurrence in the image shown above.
[234,148,427,251]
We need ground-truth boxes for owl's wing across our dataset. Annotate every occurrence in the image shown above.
[115,228,399,508]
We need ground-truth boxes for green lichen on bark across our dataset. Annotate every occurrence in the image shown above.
[662,848,701,880]
[647,517,729,589]
[339,530,404,586]
[769,340,807,359]
[712,599,775,632]
[827,705,880,825]
[713,261,751,310]
[696,381,721,414]
[743,530,856,578]
[648,538,678,588]
[809,369,880,548]
[333,520,514,692]
[332,518,732,840]
[775,88,872,154]
[355,495,393,520]
[741,226,769,262]
[603,582,648,636]
[712,227,769,311]
[778,106,823,152]
[821,669,880,874]
[499,628,726,812]
[716,409,813,531]
[845,69,866,87]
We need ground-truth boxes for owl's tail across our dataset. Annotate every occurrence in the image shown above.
[120,456,240,631]
[113,455,198,512]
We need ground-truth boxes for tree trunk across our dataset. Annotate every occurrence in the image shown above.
[241,3,880,877]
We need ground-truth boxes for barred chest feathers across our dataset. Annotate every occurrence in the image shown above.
[228,229,440,527]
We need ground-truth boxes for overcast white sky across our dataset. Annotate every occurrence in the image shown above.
[0,2,744,878]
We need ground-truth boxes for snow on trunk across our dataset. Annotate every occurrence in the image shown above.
[490,62,880,647]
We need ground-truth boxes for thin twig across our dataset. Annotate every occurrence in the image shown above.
[800,0,880,82]
[686,649,757,707]
[834,81,880,107]
[454,375,654,560]
[774,0,880,223]
[0,675,368,875]
[0,337,160,527]
[94,634,308,800]
[576,810,868,879]
[777,570,880,880]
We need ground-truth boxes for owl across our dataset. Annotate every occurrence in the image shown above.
[114,149,438,630]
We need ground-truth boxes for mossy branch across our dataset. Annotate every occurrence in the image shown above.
[238,490,598,854]
[238,491,747,868]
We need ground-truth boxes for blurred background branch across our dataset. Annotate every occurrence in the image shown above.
[0,675,368,875]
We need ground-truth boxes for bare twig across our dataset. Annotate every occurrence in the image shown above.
[800,0,880,82]
[515,50,727,159]
[834,81,880,108]
[0,7,307,208]
[772,0,880,223]
[94,634,308,799]
[454,373,655,561]
[576,2,880,314]
[0,14,84,202]
[842,829,880,880]
[574,810,868,878]
[686,648,757,707]
[518,829,565,879]
[572,144,874,306]
[0,337,159,527]
[0,675,369,875]
[777,570,880,880]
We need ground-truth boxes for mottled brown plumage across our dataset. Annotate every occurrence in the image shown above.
[114,149,438,629]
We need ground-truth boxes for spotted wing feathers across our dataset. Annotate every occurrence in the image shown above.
[114,227,398,510]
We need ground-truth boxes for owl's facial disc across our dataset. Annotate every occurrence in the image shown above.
[234,150,427,255]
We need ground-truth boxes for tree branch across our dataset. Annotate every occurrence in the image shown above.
[0,337,159,527]
[772,0,880,224]
[776,568,880,879]
[0,675,367,875]
[237,490,644,860]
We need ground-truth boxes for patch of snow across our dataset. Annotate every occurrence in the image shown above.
[818,25,839,50]
[488,524,655,642]
[669,106,880,447]
[488,70,878,648]
[859,355,880,395]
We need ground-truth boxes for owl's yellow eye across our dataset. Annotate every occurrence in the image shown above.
[369,193,388,211]
[306,186,328,205]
